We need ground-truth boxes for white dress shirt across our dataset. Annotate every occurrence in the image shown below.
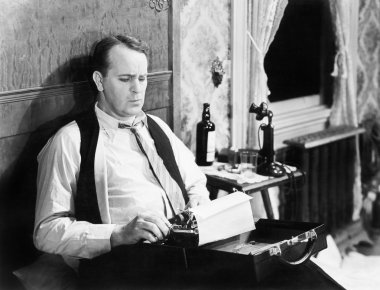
[34,104,209,263]
[97,106,174,223]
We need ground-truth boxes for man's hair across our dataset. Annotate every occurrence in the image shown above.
[90,35,149,76]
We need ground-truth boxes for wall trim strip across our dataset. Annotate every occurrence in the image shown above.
[0,71,172,104]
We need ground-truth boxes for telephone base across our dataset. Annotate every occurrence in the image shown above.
[257,162,286,177]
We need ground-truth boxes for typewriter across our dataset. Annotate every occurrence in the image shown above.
[164,210,199,248]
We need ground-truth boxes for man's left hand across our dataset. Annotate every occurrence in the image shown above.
[185,196,210,209]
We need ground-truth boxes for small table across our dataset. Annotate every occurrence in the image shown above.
[205,168,304,219]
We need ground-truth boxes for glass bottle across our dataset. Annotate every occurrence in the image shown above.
[196,103,216,166]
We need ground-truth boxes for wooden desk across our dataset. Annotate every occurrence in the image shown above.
[206,169,304,219]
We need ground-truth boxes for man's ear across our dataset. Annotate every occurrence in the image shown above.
[93,71,104,92]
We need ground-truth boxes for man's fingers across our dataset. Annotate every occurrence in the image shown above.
[139,230,158,243]
[161,217,172,228]
[115,211,172,245]
[140,220,164,240]
[140,214,171,237]
[186,196,211,209]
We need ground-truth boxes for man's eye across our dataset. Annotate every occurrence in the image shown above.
[139,76,147,81]
[120,78,130,82]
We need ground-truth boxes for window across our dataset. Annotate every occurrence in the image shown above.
[231,0,335,149]
[266,0,334,148]
[265,0,324,102]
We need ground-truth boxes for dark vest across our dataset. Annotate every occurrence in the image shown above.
[74,108,188,224]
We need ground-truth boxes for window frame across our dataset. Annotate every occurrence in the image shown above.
[231,0,358,150]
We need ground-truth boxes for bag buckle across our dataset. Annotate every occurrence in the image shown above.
[269,245,282,256]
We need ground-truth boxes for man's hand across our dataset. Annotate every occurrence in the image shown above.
[185,196,211,209]
[110,211,171,247]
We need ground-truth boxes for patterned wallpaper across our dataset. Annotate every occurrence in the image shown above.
[180,0,231,153]
[357,0,380,122]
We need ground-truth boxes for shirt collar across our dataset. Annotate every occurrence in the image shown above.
[94,103,148,139]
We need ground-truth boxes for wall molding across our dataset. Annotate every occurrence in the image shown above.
[148,71,173,83]
[0,71,173,104]
[0,71,173,140]
[0,82,89,104]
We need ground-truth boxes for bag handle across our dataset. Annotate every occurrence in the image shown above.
[268,229,317,266]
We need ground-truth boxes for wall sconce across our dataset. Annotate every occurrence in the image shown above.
[210,57,225,88]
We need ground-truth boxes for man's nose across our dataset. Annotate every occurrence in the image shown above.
[131,78,142,93]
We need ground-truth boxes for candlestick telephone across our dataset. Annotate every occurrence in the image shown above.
[249,102,286,177]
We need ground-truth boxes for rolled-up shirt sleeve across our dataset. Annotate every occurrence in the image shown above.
[148,116,210,203]
[34,123,115,259]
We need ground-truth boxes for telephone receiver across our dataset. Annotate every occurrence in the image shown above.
[249,102,285,177]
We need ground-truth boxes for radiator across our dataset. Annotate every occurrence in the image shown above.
[277,126,365,232]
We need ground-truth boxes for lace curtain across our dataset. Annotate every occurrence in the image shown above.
[329,0,358,127]
[246,0,288,147]
[329,0,362,220]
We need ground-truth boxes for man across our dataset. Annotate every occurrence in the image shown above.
[33,35,210,271]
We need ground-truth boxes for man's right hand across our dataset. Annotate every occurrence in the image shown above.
[110,211,171,247]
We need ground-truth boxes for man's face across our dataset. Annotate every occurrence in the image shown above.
[95,44,148,119]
